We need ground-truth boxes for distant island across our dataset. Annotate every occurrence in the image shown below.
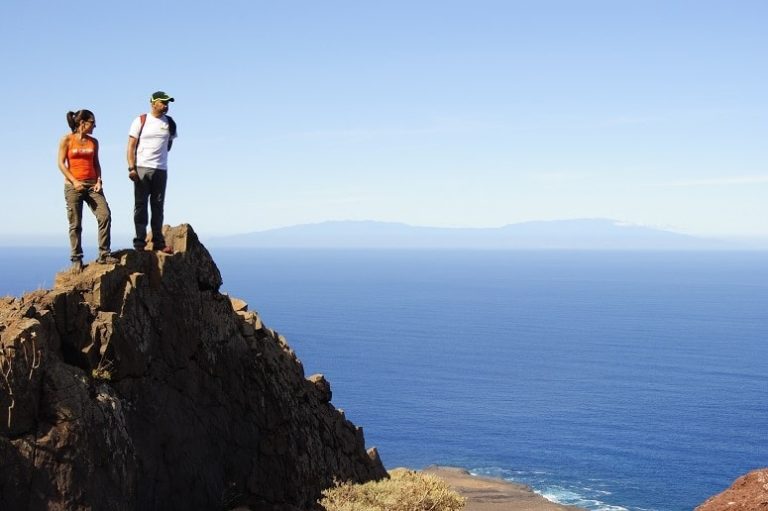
[209,219,739,250]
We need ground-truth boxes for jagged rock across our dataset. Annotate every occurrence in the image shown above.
[367,447,383,467]
[696,469,768,511]
[229,296,249,312]
[308,374,332,404]
[0,224,387,511]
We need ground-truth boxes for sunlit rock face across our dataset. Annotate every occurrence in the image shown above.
[696,469,768,511]
[0,224,386,511]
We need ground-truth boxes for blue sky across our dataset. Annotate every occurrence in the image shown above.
[2,0,766,245]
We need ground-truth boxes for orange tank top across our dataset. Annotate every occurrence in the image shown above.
[67,135,97,181]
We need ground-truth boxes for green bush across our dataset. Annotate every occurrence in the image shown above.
[319,469,466,511]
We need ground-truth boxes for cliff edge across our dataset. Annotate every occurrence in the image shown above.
[696,468,768,511]
[0,224,386,511]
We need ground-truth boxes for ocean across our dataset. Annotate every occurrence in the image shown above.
[2,248,766,511]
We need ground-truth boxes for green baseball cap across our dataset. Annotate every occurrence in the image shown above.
[151,91,175,102]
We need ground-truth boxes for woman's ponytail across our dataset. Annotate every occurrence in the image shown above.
[66,110,79,133]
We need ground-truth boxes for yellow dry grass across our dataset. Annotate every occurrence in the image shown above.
[319,469,466,511]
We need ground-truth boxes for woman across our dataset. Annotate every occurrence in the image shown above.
[57,109,117,272]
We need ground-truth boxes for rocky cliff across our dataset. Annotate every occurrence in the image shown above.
[0,224,386,511]
[696,469,768,511]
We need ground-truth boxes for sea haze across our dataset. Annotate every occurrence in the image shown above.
[9,219,765,250]
[209,219,735,250]
[2,248,766,511]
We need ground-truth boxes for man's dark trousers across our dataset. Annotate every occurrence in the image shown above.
[133,166,168,250]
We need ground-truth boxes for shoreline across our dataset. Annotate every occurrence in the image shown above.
[423,466,587,511]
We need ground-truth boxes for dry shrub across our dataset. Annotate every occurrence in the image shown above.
[319,468,465,511]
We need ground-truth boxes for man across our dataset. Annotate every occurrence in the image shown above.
[126,91,178,253]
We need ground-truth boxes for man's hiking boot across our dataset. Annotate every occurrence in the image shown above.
[71,259,84,273]
[96,254,119,264]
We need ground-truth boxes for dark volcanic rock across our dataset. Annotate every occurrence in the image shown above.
[696,469,768,511]
[0,224,386,511]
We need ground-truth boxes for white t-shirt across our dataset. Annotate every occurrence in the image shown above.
[129,114,177,170]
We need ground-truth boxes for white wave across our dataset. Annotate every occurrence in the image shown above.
[581,486,613,496]
[536,486,630,511]
[471,466,637,511]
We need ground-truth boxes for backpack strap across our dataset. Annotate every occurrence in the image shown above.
[165,115,176,151]
[135,113,175,152]
[132,114,148,162]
